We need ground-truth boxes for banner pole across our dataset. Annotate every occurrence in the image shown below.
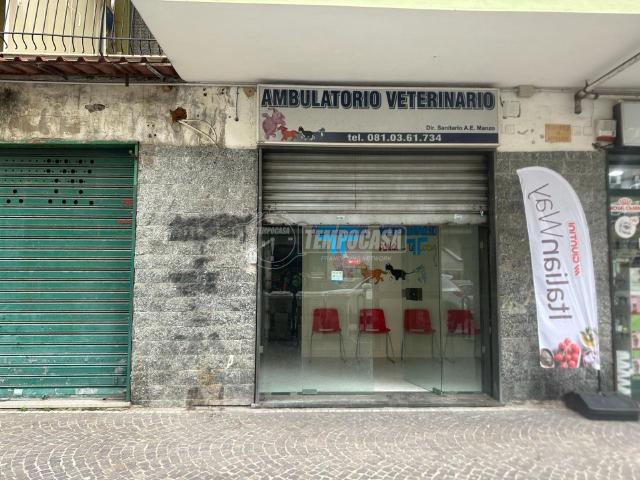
[597,368,602,393]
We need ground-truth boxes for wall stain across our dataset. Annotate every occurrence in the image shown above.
[84,103,106,113]
[169,271,219,296]
[197,366,224,400]
[173,332,204,341]
[193,257,209,269]
[170,106,187,122]
[0,88,18,115]
[186,387,201,409]
[169,214,253,242]
[190,316,209,326]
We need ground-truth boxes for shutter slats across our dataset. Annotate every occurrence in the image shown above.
[262,151,489,224]
[0,147,134,400]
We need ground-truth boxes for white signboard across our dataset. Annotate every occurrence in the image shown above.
[258,85,499,146]
[518,167,600,370]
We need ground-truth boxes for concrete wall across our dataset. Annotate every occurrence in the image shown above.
[0,84,256,149]
[494,151,613,401]
[498,91,616,152]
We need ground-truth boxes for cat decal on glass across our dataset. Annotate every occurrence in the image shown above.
[385,264,427,283]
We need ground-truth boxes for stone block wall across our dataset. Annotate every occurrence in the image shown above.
[131,145,258,407]
[494,151,613,401]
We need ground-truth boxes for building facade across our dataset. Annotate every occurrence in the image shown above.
[1,0,639,408]
[0,82,624,406]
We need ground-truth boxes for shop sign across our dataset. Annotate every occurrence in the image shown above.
[304,226,405,254]
[258,85,499,146]
[544,124,572,143]
[518,167,601,370]
[610,197,640,214]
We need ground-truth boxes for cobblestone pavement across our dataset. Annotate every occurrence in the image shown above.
[0,404,639,480]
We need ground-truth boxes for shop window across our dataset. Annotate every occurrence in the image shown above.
[257,224,488,401]
[608,153,640,400]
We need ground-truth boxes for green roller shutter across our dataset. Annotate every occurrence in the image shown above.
[0,144,137,401]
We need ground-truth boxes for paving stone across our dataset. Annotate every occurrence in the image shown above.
[0,404,638,479]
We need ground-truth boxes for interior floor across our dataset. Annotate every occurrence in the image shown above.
[257,391,500,408]
[259,343,482,395]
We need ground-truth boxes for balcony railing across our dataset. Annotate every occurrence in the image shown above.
[1,0,163,57]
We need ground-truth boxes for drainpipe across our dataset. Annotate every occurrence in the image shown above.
[574,49,640,114]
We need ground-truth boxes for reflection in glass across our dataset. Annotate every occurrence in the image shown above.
[440,226,482,393]
[608,158,640,400]
[258,224,487,400]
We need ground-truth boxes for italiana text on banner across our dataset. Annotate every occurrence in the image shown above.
[517,167,600,370]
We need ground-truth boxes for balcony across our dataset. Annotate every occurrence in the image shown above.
[0,0,179,81]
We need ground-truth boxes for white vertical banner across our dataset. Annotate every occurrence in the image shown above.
[517,167,600,370]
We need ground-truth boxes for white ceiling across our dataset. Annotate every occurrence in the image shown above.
[133,1,640,89]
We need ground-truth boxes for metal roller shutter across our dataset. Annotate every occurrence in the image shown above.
[261,150,489,225]
[0,144,136,401]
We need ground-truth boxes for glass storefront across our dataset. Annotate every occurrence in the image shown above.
[608,152,640,401]
[257,223,490,400]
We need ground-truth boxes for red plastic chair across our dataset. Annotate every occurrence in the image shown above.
[310,308,344,361]
[356,308,395,363]
[444,309,480,359]
[401,309,436,361]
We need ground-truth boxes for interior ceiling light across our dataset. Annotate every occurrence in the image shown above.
[609,170,624,176]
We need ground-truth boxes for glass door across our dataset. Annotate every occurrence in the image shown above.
[400,227,442,392]
[401,225,486,393]
[258,225,304,396]
[258,223,488,400]
[300,225,374,394]
[440,225,484,393]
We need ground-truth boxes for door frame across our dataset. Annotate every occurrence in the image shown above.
[254,146,499,404]
[487,150,500,400]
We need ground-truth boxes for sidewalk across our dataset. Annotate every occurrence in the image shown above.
[0,403,638,480]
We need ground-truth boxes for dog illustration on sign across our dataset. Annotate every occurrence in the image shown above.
[296,126,326,141]
[298,126,315,140]
[278,126,299,141]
